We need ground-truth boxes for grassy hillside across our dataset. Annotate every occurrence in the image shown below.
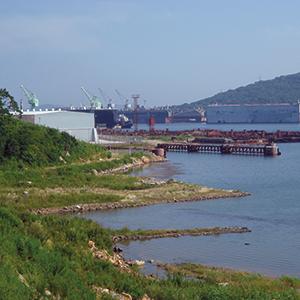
[0,207,299,300]
[174,72,300,112]
[0,115,109,167]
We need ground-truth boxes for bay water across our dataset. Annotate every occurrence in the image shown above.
[82,123,300,277]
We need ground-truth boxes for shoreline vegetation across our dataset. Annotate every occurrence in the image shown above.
[33,184,248,215]
[1,103,299,299]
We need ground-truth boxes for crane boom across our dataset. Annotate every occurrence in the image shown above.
[115,89,123,101]
[115,89,130,110]
[20,84,39,109]
[98,88,109,105]
[81,87,92,101]
[81,87,102,109]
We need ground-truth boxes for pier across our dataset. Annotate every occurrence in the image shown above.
[157,142,281,156]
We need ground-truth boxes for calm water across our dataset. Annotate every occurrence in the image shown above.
[82,124,300,278]
[137,122,300,132]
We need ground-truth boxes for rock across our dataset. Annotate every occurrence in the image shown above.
[75,205,81,210]
[113,246,123,253]
[130,260,145,266]
[23,191,29,196]
[141,156,150,164]
[218,282,229,287]
[44,289,52,296]
[120,292,132,300]
[141,294,152,300]
[59,156,66,163]
[27,181,32,185]
[147,259,155,264]
[102,288,110,294]
[88,240,95,249]
[93,286,132,300]
[89,241,132,272]
[18,274,29,287]
[126,194,136,201]
[91,169,98,176]
[167,179,175,183]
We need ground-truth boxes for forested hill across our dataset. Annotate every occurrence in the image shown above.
[175,72,300,111]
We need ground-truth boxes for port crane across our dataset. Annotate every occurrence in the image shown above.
[20,84,39,109]
[98,88,109,108]
[115,89,131,111]
[98,88,114,109]
[80,87,102,109]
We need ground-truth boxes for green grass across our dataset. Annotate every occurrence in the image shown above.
[0,191,122,210]
[0,152,155,210]
[0,207,299,300]
[164,263,300,299]
[0,107,299,299]
[0,115,111,167]
[0,153,151,190]
[113,227,249,240]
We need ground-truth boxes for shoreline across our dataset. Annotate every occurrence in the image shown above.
[98,152,166,174]
[33,190,249,215]
[112,226,251,243]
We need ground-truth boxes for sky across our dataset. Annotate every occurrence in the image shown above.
[1,0,300,108]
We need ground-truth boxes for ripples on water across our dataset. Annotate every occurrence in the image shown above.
[82,124,300,278]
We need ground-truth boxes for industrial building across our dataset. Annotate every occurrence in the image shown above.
[206,103,300,124]
[14,109,97,142]
[67,107,126,128]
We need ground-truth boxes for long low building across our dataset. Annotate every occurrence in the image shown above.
[13,109,98,142]
[206,103,300,124]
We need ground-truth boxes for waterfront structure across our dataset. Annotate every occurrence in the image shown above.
[13,109,97,142]
[171,110,201,123]
[206,103,300,124]
[121,109,170,124]
[157,142,281,156]
[69,107,132,129]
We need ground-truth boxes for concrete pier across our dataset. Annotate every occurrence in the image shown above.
[157,142,281,156]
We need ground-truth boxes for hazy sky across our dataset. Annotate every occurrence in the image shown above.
[1,0,300,108]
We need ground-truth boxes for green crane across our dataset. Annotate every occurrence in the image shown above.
[81,87,102,109]
[20,84,39,109]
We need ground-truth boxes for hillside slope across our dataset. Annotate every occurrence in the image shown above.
[0,115,108,167]
[175,72,300,112]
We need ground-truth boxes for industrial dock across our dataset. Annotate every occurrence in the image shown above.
[206,103,300,124]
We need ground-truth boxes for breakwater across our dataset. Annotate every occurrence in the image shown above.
[112,226,251,243]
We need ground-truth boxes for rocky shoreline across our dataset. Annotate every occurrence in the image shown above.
[33,190,249,215]
[112,226,251,243]
[98,153,166,175]
[30,152,250,216]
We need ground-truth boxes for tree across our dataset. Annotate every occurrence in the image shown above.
[0,88,20,115]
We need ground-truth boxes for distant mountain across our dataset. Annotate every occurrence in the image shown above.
[174,72,300,112]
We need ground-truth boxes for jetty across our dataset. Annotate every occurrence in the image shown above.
[157,142,281,156]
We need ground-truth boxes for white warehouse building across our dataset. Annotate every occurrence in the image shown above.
[13,109,98,143]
